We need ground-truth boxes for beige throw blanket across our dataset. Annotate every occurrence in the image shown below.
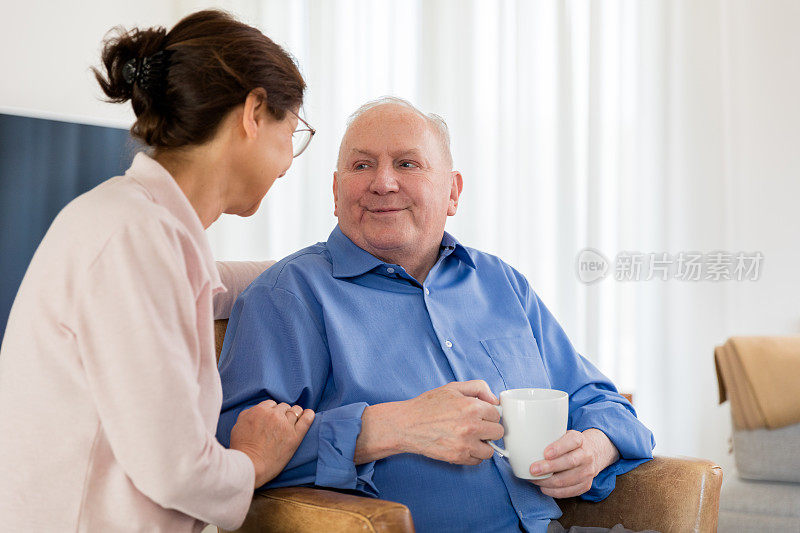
[715,336,800,430]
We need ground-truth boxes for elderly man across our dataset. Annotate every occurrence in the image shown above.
[216,98,655,533]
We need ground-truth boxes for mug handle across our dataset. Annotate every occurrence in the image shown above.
[486,405,507,457]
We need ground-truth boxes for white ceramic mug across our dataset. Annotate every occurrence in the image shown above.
[487,388,569,480]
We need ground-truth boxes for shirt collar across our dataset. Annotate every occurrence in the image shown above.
[327,225,476,279]
[440,231,477,269]
[125,152,225,293]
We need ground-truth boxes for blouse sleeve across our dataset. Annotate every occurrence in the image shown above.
[73,222,255,530]
[214,261,275,319]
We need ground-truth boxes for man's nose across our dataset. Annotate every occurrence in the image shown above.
[369,164,400,195]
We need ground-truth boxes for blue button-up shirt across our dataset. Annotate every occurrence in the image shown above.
[216,226,655,533]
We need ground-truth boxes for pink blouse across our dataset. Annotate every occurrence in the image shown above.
[0,153,269,531]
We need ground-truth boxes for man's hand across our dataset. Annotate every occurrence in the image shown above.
[528,428,620,498]
[355,380,503,465]
[230,400,315,488]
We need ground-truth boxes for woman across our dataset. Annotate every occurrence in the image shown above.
[0,10,315,531]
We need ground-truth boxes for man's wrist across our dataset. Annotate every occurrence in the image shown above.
[582,428,620,474]
[355,401,406,463]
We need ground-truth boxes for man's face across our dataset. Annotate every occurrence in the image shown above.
[333,104,462,262]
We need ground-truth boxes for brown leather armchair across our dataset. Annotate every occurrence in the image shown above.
[215,320,722,533]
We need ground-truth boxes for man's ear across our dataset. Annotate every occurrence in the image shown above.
[241,88,267,139]
[333,171,339,217]
[447,171,463,216]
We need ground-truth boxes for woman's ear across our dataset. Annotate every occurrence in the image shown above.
[241,88,268,139]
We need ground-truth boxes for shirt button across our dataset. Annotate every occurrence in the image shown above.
[424,288,430,295]
[386,267,395,274]
[445,340,453,348]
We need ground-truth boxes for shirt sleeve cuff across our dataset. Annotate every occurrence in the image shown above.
[315,402,378,497]
[570,402,656,502]
[220,448,256,530]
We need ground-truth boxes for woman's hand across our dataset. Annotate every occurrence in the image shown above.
[527,429,619,498]
[229,400,315,488]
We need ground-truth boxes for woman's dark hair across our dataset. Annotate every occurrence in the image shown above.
[93,9,305,148]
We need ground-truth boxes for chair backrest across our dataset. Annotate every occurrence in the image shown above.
[214,319,229,364]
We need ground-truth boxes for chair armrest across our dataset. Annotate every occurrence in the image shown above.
[557,456,723,533]
[221,487,415,533]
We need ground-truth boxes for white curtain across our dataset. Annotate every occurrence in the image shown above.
[196,0,800,469]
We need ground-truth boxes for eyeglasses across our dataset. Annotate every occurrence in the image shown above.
[291,110,316,158]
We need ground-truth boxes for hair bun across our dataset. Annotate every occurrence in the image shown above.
[93,9,306,148]
[93,26,168,104]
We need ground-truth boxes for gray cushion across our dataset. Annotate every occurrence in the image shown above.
[720,473,800,518]
[719,510,800,532]
[733,422,800,482]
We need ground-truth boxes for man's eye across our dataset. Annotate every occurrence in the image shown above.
[398,161,418,169]
[354,163,369,170]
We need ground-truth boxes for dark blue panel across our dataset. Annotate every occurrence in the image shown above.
[0,113,140,341]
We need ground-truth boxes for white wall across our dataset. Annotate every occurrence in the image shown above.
[714,0,800,469]
[0,0,176,126]
[654,0,800,473]
[0,0,259,126]
[724,0,800,336]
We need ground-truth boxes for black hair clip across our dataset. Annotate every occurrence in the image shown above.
[121,57,140,85]
[122,50,173,96]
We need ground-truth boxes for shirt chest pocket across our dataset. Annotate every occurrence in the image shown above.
[480,334,551,390]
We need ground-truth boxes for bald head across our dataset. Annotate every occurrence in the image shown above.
[332,97,464,283]
[337,97,453,171]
